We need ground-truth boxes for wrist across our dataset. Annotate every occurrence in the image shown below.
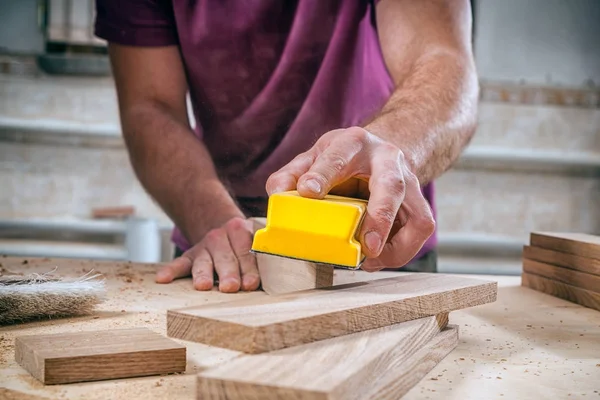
[181,179,245,244]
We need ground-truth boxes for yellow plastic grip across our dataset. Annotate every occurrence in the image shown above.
[251,190,368,268]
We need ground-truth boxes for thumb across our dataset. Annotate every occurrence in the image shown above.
[155,254,193,283]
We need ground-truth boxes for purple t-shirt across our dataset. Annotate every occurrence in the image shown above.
[94,0,437,261]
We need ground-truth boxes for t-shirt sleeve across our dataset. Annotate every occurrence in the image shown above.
[94,0,179,46]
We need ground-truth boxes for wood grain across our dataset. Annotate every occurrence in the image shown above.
[167,273,496,353]
[523,245,600,276]
[522,258,600,293]
[251,218,335,295]
[521,272,600,311]
[530,232,600,261]
[197,314,456,399]
[15,328,186,384]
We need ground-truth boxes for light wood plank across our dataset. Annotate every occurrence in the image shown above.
[523,245,600,276]
[15,328,186,384]
[521,272,600,311]
[197,314,456,399]
[530,232,600,261]
[167,273,496,353]
[251,217,335,295]
[522,258,600,293]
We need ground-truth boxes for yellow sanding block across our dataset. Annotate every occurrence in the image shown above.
[251,190,368,268]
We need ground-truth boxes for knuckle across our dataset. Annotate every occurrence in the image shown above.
[226,216,247,230]
[376,171,402,186]
[420,215,436,235]
[203,228,223,244]
[381,141,399,154]
[322,153,348,174]
[375,172,405,197]
[347,126,370,142]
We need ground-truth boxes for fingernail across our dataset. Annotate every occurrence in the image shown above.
[304,179,321,194]
[365,231,381,253]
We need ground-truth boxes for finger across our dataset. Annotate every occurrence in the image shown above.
[364,176,435,269]
[204,228,242,293]
[296,134,364,199]
[359,145,406,258]
[190,247,214,290]
[226,218,260,291]
[265,151,316,195]
[155,255,193,283]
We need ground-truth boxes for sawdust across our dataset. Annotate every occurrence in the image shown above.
[0,334,11,364]
[0,388,51,400]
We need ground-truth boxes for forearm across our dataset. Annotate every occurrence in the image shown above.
[364,50,478,185]
[120,103,243,243]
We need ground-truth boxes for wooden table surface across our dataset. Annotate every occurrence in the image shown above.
[0,257,598,399]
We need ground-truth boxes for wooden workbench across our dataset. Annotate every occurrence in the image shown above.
[0,257,598,399]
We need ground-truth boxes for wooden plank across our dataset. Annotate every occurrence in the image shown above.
[521,272,600,312]
[254,252,334,295]
[523,245,600,276]
[197,314,456,399]
[251,217,335,295]
[91,205,135,219]
[15,328,186,384]
[167,273,496,353]
[530,232,600,261]
[522,258,600,293]
[480,81,600,108]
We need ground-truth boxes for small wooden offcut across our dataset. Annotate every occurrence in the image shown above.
[15,328,186,385]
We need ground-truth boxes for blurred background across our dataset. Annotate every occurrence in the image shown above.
[0,0,598,274]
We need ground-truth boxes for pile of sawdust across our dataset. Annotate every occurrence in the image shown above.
[0,269,106,325]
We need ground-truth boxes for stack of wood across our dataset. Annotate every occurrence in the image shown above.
[167,273,498,399]
[522,232,600,311]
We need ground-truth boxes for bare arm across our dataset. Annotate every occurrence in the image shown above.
[366,0,479,185]
[266,0,477,268]
[108,44,244,244]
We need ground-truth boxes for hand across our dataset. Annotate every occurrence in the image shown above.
[265,127,435,272]
[155,217,261,292]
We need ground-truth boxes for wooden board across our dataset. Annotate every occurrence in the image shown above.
[523,245,600,276]
[522,258,600,293]
[521,272,600,311]
[530,232,600,261]
[197,314,456,399]
[254,252,334,295]
[1,257,599,400]
[15,328,186,384]
[167,273,496,353]
[251,218,335,295]
[91,205,135,219]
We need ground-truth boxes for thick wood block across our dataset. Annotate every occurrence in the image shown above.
[15,328,186,384]
[167,273,496,353]
[522,272,600,311]
[522,258,600,293]
[251,217,335,295]
[523,245,600,276]
[197,314,457,399]
[530,232,600,261]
